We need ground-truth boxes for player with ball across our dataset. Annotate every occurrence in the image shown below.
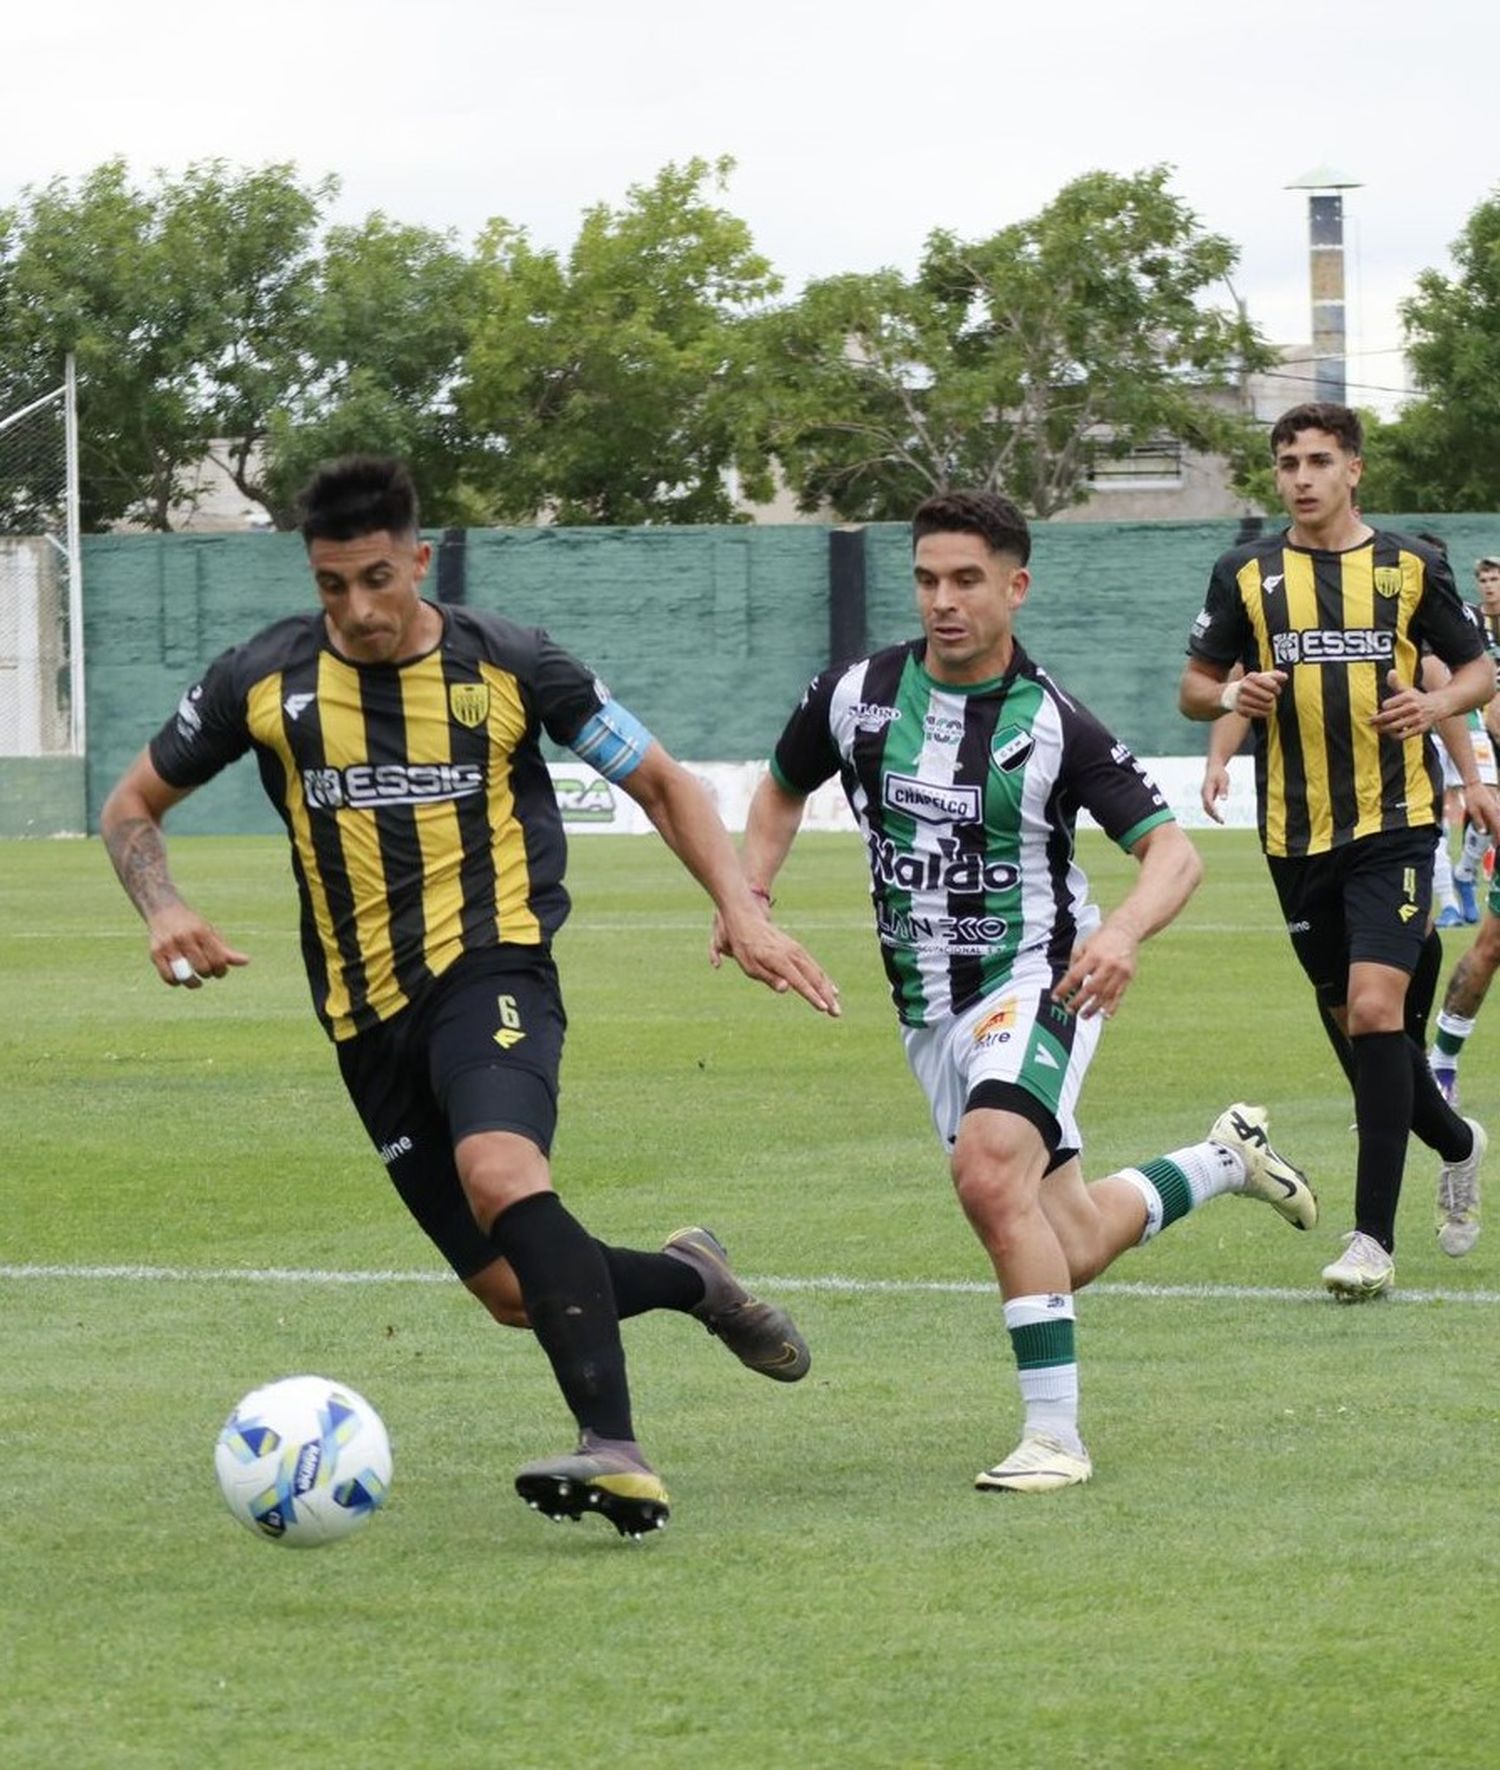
[103,456,839,1540]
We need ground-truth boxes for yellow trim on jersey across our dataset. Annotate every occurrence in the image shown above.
[479,660,542,944]
[397,658,467,976]
[1396,548,1434,824]
[1339,548,1384,840]
[1237,556,1285,853]
[245,673,353,1031]
[1284,551,1332,852]
[318,650,407,1023]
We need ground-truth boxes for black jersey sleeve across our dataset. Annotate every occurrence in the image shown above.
[769,672,841,795]
[1413,552,1486,670]
[1061,702,1175,850]
[530,630,611,746]
[147,648,253,788]
[1186,554,1250,667]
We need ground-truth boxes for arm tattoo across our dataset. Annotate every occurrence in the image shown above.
[105,816,182,918]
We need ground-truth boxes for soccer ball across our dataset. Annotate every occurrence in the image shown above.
[214,1374,392,1548]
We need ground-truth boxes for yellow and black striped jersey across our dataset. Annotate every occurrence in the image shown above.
[150,604,609,1040]
[1188,529,1484,859]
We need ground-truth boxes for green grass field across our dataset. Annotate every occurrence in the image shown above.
[3,830,1498,1769]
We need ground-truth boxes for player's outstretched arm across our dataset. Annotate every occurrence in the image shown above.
[617,744,840,1016]
[708,770,809,963]
[100,748,251,990]
[1052,822,1202,1021]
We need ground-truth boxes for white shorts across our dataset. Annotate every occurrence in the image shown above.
[900,966,1103,1158]
[1435,729,1498,791]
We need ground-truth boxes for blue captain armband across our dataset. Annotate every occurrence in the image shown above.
[569,699,655,782]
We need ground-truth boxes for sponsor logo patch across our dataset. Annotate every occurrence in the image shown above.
[850,701,901,732]
[1272,628,1394,665]
[923,712,965,744]
[972,998,1018,1047]
[303,761,485,811]
[867,834,1018,894]
[174,684,204,741]
[882,772,980,825]
[875,905,1008,954]
[284,692,316,722]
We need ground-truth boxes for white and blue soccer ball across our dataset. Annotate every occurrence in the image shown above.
[214,1375,392,1548]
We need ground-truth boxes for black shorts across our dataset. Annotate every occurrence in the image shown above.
[335,946,567,1279]
[1266,827,1438,1009]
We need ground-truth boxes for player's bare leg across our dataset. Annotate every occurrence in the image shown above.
[950,1108,1092,1493]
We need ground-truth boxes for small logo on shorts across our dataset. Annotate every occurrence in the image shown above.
[378,1135,414,1165]
[972,999,1018,1047]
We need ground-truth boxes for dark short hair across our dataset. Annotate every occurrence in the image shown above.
[1477,556,1500,573]
[1268,402,1363,458]
[298,457,420,543]
[1414,530,1450,558]
[912,490,1031,566]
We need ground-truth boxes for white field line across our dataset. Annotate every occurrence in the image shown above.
[1,1263,1497,1307]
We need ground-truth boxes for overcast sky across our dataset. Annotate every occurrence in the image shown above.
[7,0,1494,416]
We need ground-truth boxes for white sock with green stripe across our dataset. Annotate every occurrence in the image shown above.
[1003,1293,1081,1451]
[1455,825,1491,882]
[1433,1011,1476,1065]
[1117,1142,1245,1243]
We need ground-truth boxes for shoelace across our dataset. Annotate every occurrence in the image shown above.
[1439,1164,1477,1215]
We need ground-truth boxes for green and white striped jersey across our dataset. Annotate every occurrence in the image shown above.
[771,639,1174,1027]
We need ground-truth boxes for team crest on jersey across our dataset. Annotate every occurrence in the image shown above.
[1373,566,1404,599]
[449,682,490,728]
[990,729,1035,774]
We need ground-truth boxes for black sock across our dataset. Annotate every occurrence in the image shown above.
[599,1245,705,1319]
[487,1193,635,1442]
[1408,1039,1473,1160]
[1316,998,1356,1090]
[1404,928,1443,1047]
[1350,1031,1412,1252]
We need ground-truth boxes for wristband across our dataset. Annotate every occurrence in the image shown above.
[1218,679,1243,714]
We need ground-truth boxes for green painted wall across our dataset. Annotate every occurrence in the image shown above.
[79,512,1500,835]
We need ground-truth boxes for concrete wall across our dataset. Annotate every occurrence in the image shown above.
[72,512,1500,836]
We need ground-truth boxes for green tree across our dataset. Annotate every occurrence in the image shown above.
[756,167,1273,520]
[458,157,779,524]
[0,159,331,530]
[1362,193,1500,511]
[247,214,484,528]
[0,161,482,532]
